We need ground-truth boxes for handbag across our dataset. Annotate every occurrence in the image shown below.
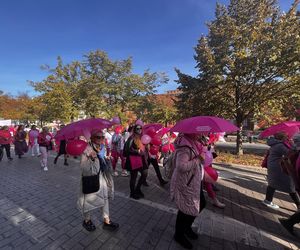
[261,150,269,168]
[82,162,101,194]
[129,155,143,170]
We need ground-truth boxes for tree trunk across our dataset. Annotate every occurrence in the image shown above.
[236,120,243,156]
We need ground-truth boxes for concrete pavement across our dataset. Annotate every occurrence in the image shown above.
[0,152,299,249]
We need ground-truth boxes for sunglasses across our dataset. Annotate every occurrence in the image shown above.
[94,135,105,139]
[135,127,142,130]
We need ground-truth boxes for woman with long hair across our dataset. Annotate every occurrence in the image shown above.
[14,125,28,158]
[124,124,149,199]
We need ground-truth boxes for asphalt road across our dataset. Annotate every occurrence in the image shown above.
[215,142,269,155]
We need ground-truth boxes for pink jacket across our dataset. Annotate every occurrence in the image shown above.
[170,135,204,216]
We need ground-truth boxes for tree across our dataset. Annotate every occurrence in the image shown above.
[31,50,168,122]
[176,0,300,154]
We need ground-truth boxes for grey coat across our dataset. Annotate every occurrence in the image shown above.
[77,144,114,214]
[267,138,295,193]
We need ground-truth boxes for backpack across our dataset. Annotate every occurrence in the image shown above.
[280,149,299,175]
[163,145,196,180]
[281,149,300,191]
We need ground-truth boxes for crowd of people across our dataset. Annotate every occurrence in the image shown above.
[1,121,300,249]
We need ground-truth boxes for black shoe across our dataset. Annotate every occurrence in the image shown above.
[82,220,96,232]
[103,221,119,231]
[130,193,140,200]
[279,218,295,235]
[135,189,144,198]
[18,155,21,159]
[160,179,168,186]
[174,234,193,249]
[54,158,57,164]
[185,228,198,240]
[142,181,149,187]
[64,161,69,166]
[212,185,220,192]
[8,157,13,161]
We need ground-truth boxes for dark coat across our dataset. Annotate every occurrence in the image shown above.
[267,138,295,193]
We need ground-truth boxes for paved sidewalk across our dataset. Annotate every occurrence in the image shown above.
[0,153,299,249]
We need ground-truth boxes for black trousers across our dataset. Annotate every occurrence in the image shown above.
[130,168,148,194]
[265,185,300,206]
[175,184,206,237]
[148,158,164,183]
[0,144,11,159]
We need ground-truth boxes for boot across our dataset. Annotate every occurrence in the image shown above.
[185,227,198,240]
[130,192,140,200]
[135,189,144,198]
[174,234,193,249]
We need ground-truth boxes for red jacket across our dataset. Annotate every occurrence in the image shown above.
[0,130,12,144]
[38,132,52,147]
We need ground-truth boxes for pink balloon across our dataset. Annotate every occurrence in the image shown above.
[151,136,161,146]
[145,127,156,137]
[149,145,159,155]
[141,134,151,145]
[161,144,170,153]
[66,139,88,156]
[204,167,218,184]
[135,119,144,126]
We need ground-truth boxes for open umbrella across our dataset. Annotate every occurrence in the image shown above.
[170,116,239,134]
[143,123,163,132]
[55,118,118,140]
[259,121,300,138]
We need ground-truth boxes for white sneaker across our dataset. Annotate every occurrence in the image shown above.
[121,170,129,177]
[113,171,119,176]
[43,166,48,171]
[262,200,279,209]
[213,198,225,209]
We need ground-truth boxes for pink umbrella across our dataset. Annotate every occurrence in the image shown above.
[260,121,300,138]
[170,116,239,134]
[143,123,163,132]
[55,118,117,140]
[156,127,171,136]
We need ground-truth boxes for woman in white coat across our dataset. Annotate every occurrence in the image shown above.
[77,130,119,232]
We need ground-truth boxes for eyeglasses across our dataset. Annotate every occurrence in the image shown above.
[135,127,142,130]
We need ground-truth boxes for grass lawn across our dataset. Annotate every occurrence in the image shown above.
[214,152,264,167]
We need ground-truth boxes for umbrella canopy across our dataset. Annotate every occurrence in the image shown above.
[55,118,116,140]
[260,121,300,138]
[170,116,239,134]
[143,123,163,132]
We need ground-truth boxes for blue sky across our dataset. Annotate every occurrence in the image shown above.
[0,0,296,96]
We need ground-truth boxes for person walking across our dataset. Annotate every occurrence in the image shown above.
[203,143,225,208]
[54,125,69,166]
[124,124,149,200]
[14,125,28,158]
[28,125,40,156]
[262,132,300,209]
[111,126,128,176]
[0,126,13,161]
[78,130,119,232]
[170,133,206,249]
[147,147,168,186]
[38,127,52,171]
